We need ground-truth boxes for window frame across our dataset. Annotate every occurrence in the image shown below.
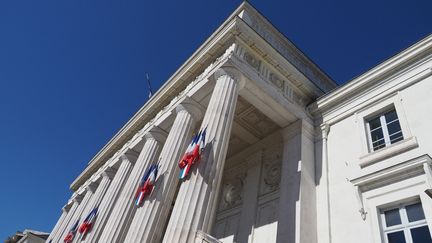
[380,200,431,243]
[355,93,417,167]
[365,107,404,152]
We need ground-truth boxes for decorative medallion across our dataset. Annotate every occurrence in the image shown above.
[219,176,244,211]
[244,52,261,71]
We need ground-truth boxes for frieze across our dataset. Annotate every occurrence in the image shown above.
[219,173,246,211]
[237,46,309,107]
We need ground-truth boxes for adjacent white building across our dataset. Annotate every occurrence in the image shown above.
[47,2,432,243]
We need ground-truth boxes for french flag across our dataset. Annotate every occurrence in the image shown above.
[134,163,159,206]
[78,207,98,236]
[179,128,206,180]
[64,219,79,243]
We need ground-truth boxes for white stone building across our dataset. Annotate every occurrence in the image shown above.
[47,2,432,243]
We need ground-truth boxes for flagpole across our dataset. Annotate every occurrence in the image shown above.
[146,72,153,99]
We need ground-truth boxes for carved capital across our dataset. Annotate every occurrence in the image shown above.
[62,203,72,212]
[102,167,116,180]
[87,180,99,193]
[120,149,139,165]
[320,123,330,140]
[145,126,168,144]
[213,66,245,90]
[176,97,204,122]
[72,193,84,204]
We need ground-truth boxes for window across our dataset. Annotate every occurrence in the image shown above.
[366,108,404,152]
[381,201,432,243]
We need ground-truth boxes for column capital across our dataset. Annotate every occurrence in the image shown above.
[120,150,140,165]
[102,167,116,180]
[213,65,245,89]
[87,180,99,193]
[176,97,204,122]
[72,193,84,204]
[320,123,330,140]
[62,203,72,212]
[144,126,168,144]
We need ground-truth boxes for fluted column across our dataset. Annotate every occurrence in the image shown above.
[51,195,83,242]
[162,66,242,243]
[73,169,115,242]
[47,203,71,242]
[98,128,166,243]
[124,101,202,243]
[60,183,96,241]
[84,153,136,243]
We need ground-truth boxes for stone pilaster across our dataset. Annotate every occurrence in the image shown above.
[47,203,71,242]
[316,123,332,243]
[73,168,115,242]
[51,195,83,243]
[162,66,242,243]
[123,101,202,243]
[98,128,166,243]
[84,153,136,243]
[236,150,262,243]
[276,119,316,243]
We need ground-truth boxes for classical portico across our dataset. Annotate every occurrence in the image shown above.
[47,2,336,243]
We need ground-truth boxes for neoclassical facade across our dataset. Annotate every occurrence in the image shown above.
[47,2,432,243]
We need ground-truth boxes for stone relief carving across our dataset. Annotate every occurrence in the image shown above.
[260,145,282,195]
[219,174,245,211]
[237,47,310,108]
[263,162,281,188]
[244,51,261,71]
[269,72,284,89]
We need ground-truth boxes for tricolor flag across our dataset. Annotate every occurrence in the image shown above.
[134,163,159,206]
[64,219,79,243]
[78,207,98,236]
[179,127,206,180]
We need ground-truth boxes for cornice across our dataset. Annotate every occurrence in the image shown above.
[310,34,432,119]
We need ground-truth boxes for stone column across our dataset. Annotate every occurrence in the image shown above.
[73,168,115,243]
[98,128,166,243]
[51,195,83,243]
[123,100,202,243]
[60,182,97,241]
[47,203,71,242]
[162,66,242,243]
[276,119,316,243]
[84,153,137,243]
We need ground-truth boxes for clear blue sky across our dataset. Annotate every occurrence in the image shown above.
[0,0,430,239]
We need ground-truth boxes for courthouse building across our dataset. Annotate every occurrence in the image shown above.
[47,2,432,243]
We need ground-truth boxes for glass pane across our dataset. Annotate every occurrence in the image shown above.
[371,129,384,143]
[385,208,402,227]
[387,231,406,243]
[389,131,403,144]
[411,226,432,243]
[369,117,382,130]
[373,140,386,151]
[406,203,426,222]
[387,121,402,138]
[385,109,398,123]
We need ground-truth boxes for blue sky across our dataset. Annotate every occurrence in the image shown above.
[0,0,430,239]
